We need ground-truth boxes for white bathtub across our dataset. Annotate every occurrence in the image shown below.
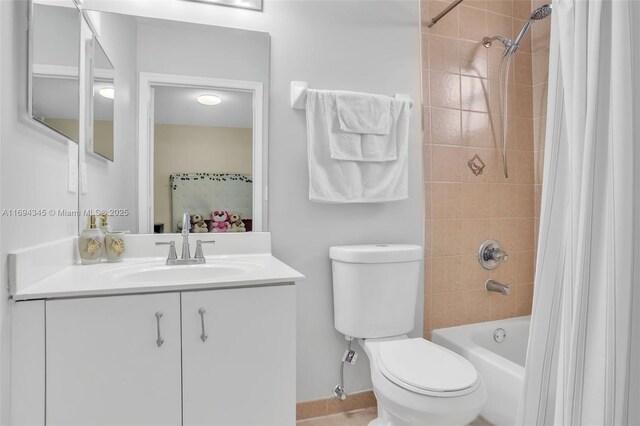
[432,316,530,426]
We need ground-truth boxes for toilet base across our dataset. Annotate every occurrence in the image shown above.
[361,338,486,426]
[368,402,404,426]
[367,401,393,426]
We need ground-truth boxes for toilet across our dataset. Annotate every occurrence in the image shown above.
[330,244,486,426]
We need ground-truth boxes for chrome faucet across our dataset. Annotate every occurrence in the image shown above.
[156,212,215,265]
[486,279,510,296]
[180,212,191,260]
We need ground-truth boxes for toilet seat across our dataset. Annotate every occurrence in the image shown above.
[378,338,480,397]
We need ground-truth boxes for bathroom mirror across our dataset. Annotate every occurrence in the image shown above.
[77,11,270,234]
[90,38,115,161]
[29,0,81,143]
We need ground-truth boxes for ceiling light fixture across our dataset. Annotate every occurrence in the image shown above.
[196,94,222,106]
[99,87,115,99]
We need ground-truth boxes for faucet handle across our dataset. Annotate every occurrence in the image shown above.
[156,241,177,262]
[194,240,216,261]
[478,240,508,270]
[491,248,508,262]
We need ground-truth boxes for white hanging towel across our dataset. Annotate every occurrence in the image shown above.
[325,91,398,162]
[305,89,411,203]
[335,90,391,134]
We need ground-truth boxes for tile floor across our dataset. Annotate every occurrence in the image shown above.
[296,407,377,426]
[296,407,494,425]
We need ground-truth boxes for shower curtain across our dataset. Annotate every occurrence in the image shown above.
[517,0,640,424]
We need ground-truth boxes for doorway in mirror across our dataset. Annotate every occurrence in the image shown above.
[139,74,264,234]
[153,85,253,234]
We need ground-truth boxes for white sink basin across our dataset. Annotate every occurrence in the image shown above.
[103,260,262,284]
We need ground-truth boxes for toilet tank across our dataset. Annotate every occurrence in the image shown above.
[330,244,423,339]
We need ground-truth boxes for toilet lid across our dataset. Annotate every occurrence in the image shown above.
[378,338,479,395]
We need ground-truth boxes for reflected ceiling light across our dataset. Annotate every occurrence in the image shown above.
[99,87,115,100]
[197,94,222,106]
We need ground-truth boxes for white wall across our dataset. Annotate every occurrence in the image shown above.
[153,124,252,230]
[136,18,270,83]
[81,0,424,402]
[265,2,423,401]
[1,1,79,422]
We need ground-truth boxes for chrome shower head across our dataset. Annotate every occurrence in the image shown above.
[511,4,552,51]
[531,4,552,20]
[483,4,551,55]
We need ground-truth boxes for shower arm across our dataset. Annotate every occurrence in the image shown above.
[482,35,513,50]
[483,20,533,54]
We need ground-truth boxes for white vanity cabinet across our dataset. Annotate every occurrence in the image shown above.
[37,284,295,426]
[181,285,295,426]
[46,293,183,426]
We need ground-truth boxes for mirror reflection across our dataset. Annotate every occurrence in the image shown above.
[77,11,270,234]
[30,1,80,142]
[91,40,115,161]
[152,86,253,234]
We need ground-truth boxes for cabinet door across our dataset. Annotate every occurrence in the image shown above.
[46,293,181,426]
[11,301,45,426]
[182,284,296,426]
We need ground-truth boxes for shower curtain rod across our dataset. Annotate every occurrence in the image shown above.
[426,0,464,27]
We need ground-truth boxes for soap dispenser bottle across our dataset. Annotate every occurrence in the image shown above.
[98,214,112,234]
[78,215,104,264]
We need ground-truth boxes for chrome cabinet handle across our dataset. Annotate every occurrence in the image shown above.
[198,308,208,342]
[155,311,164,347]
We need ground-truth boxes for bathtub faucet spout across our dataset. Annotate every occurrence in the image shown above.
[486,279,510,296]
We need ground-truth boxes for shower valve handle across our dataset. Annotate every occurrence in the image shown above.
[478,240,508,270]
[489,248,508,262]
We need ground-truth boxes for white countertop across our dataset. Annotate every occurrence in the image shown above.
[13,254,304,301]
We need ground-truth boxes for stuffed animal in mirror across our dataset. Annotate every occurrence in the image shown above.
[190,214,208,233]
[228,212,246,232]
[209,209,230,232]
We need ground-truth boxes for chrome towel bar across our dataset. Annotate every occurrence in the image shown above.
[290,81,413,110]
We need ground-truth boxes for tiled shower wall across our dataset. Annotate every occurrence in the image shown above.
[421,0,550,336]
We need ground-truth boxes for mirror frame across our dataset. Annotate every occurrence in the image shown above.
[87,36,116,162]
[138,73,267,234]
[185,0,263,12]
[27,0,82,144]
